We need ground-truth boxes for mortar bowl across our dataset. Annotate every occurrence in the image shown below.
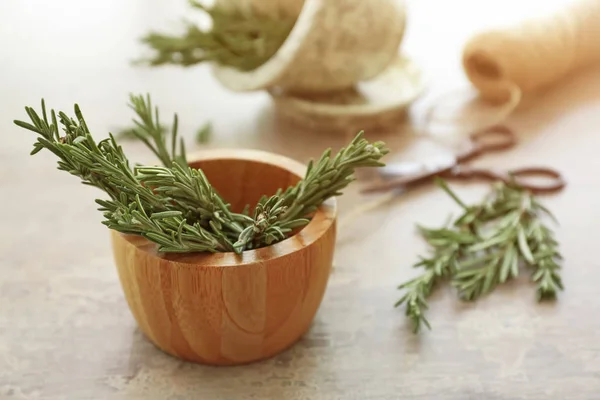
[110,149,337,365]
[212,0,407,94]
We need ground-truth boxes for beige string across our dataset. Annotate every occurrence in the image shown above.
[420,82,522,135]
[337,191,398,230]
[425,0,600,132]
[339,0,600,228]
[464,0,600,103]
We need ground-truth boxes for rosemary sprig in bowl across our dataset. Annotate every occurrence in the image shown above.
[396,178,563,333]
[139,0,296,71]
[140,0,408,96]
[14,93,389,254]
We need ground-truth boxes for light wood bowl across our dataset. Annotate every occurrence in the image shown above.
[110,149,337,365]
[212,0,407,94]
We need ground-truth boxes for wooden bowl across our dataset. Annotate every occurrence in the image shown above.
[212,0,407,94]
[110,149,337,365]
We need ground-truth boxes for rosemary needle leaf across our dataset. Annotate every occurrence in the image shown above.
[196,122,212,144]
[151,211,184,219]
[14,120,41,133]
[499,244,515,283]
[517,226,535,264]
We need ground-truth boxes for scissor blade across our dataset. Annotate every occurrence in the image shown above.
[378,162,426,178]
[379,154,457,179]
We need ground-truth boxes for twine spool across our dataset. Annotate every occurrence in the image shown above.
[463,0,600,104]
[424,0,600,133]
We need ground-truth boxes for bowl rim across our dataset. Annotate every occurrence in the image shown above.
[211,0,322,91]
[114,148,338,268]
[269,55,425,117]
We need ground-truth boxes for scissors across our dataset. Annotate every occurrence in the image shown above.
[360,125,566,195]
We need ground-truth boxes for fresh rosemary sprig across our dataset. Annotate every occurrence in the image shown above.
[14,96,388,254]
[14,99,235,252]
[396,178,563,333]
[97,194,233,253]
[122,93,187,168]
[135,163,251,240]
[135,130,389,253]
[396,225,477,333]
[233,194,310,253]
[139,0,296,71]
[118,96,212,151]
[233,133,390,251]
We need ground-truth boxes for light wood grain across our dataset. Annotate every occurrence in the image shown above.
[110,149,337,365]
[212,0,407,94]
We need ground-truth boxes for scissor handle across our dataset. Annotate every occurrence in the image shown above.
[450,165,566,194]
[457,125,518,163]
[507,167,566,194]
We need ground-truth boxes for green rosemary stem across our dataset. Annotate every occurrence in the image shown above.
[521,197,564,300]
[396,225,476,333]
[139,0,296,71]
[435,177,469,210]
[135,163,254,239]
[14,99,233,252]
[233,131,390,251]
[281,132,389,222]
[395,270,436,333]
[98,195,233,253]
[123,94,187,168]
[232,194,310,253]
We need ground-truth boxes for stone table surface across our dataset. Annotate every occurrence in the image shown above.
[2,0,600,399]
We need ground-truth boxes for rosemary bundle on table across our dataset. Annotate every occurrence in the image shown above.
[139,0,296,71]
[396,178,563,333]
[14,94,389,254]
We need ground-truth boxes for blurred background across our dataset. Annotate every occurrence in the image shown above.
[2,0,600,398]
[1,0,588,156]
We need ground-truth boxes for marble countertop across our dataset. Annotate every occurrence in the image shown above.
[2,0,600,398]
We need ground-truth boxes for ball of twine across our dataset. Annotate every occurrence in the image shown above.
[424,0,600,133]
